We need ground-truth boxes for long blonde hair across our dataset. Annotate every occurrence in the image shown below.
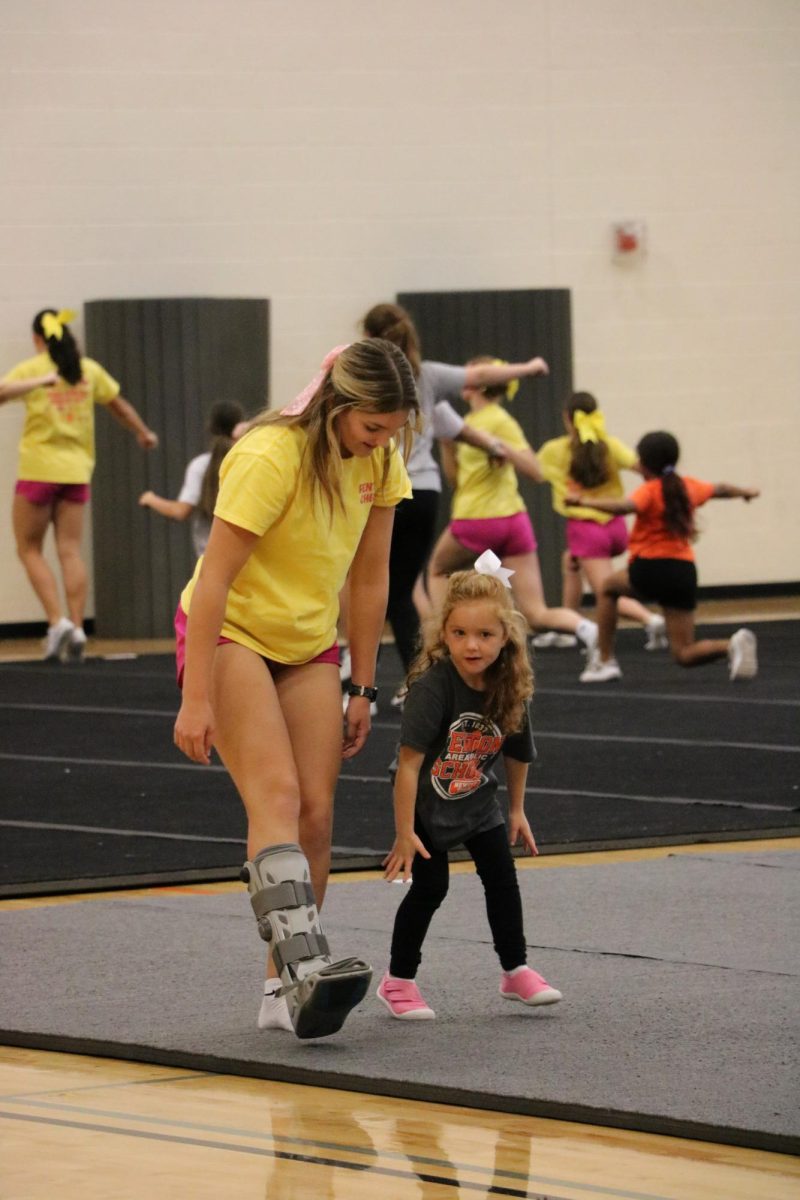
[252,338,420,514]
[409,571,533,732]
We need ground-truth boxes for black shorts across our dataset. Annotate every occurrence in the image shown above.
[629,557,698,612]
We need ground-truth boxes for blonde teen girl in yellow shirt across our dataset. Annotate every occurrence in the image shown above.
[173,339,420,1040]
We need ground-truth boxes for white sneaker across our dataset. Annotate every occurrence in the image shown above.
[390,684,408,710]
[575,619,599,657]
[67,627,87,662]
[580,655,622,683]
[728,628,758,681]
[342,693,378,717]
[43,617,74,662]
[257,985,294,1032]
[339,647,352,684]
[532,632,578,649]
[644,616,668,651]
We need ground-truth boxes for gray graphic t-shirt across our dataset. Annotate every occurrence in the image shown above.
[399,658,534,851]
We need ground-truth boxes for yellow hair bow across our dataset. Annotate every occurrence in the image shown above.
[41,309,77,341]
[573,408,606,444]
[491,360,519,402]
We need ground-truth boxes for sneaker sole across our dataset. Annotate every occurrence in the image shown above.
[501,987,563,1007]
[44,627,74,662]
[291,966,372,1040]
[376,988,435,1020]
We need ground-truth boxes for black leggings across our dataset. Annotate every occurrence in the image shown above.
[389,818,527,978]
[387,490,440,671]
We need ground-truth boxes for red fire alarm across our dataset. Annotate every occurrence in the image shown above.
[613,220,646,258]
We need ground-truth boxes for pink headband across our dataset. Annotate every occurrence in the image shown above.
[281,344,351,416]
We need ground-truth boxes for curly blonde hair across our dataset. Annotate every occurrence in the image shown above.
[252,338,420,515]
[409,571,533,732]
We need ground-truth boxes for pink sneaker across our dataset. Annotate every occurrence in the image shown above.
[500,966,562,1007]
[376,973,435,1020]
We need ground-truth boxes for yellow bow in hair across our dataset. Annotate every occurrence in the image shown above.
[573,408,607,444]
[492,360,519,402]
[41,309,77,341]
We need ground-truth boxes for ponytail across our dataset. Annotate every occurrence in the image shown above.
[32,309,82,385]
[197,401,244,520]
[198,434,234,520]
[361,303,422,376]
[566,392,610,489]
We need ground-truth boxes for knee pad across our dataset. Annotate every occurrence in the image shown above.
[241,843,372,1039]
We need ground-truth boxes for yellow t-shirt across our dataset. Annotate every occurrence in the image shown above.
[180,424,412,663]
[451,404,529,521]
[536,433,637,524]
[4,353,120,484]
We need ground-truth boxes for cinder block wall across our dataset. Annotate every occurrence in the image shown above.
[1,0,797,622]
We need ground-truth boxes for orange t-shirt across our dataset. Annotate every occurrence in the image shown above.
[628,476,715,562]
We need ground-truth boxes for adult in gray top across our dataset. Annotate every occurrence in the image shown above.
[361,303,549,679]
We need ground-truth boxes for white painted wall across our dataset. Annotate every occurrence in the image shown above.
[1,0,798,622]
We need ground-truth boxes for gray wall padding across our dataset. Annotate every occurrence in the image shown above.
[397,289,572,604]
[85,297,269,637]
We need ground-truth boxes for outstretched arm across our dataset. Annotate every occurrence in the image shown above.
[712,483,760,501]
[139,492,194,522]
[465,357,549,388]
[491,440,545,483]
[106,394,159,450]
[0,372,58,403]
[564,489,636,515]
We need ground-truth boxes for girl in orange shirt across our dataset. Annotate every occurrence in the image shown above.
[565,431,760,683]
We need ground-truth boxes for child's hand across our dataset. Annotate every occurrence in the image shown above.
[509,813,539,857]
[382,833,430,882]
[564,487,582,507]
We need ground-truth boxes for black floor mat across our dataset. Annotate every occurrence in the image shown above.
[1,621,798,894]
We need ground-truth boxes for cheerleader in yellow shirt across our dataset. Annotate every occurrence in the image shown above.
[0,308,158,661]
[536,391,667,650]
[173,339,420,1041]
[427,358,599,653]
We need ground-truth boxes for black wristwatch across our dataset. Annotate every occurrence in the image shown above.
[348,683,378,702]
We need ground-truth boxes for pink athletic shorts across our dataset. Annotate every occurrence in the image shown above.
[566,514,629,559]
[15,480,90,505]
[174,605,340,687]
[450,512,537,558]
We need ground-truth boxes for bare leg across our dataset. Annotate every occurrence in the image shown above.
[581,557,655,627]
[663,609,730,667]
[427,528,474,612]
[53,499,88,628]
[12,494,61,623]
[561,549,584,612]
[412,570,433,626]
[210,645,343,980]
[503,553,584,634]
[595,567,634,661]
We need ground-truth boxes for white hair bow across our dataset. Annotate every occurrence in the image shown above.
[474,549,515,589]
